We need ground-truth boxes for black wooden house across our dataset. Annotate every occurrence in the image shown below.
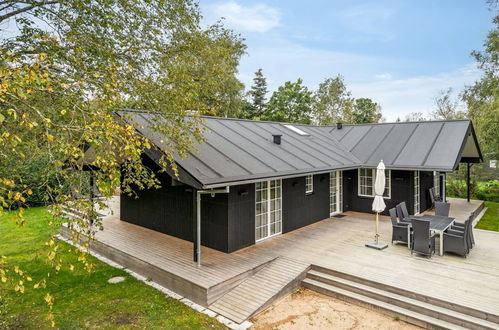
[105,110,482,259]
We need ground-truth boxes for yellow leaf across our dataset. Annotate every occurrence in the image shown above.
[47,135,55,142]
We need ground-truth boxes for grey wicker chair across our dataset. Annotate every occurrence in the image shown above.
[396,202,411,223]
[429,187,442,208]
[411,219,436,257]
[390,208,410,244]
[435,201,450,217]
[429,188,436,208]
[450,216,474,250]
[443,219,469,257]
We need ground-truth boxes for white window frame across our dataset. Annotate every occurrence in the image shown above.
[330,171,343,216]
[414,171,420,215]
[305,175,313,194]
[255,180,282,242]
[358,168,391,199]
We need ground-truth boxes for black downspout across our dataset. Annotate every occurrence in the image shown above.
[467,162,471,203]
[193,189,198,263]
[89,171,95,224]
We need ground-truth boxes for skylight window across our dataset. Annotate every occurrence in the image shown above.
[283,124,310,136]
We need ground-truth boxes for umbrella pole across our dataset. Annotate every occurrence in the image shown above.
[375,212,379,244]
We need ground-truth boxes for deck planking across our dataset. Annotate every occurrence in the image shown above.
[63,197,499,323]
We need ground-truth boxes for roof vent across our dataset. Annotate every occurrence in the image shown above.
[273,134,282,145]
[337,122,342,129]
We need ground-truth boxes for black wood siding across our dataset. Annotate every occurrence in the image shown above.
[227,183,256,252]
[200,193,229,252]
[282,174,330,233]
[120,171,194,242]
[342,169,412,216]
[120,153,232,253]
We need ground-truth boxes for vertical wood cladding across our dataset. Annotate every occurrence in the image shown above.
[200,193,229,252]
[282,174,330,233]
[120,170,194,242]
[227,183,256,252]
[120,153,231,252]
[342,169,413,216]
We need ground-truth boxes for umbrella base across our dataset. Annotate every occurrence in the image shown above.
[365,242,388,250]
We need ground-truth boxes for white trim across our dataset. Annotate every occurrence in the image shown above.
[305,175,313,194]
[357,168,391,199]
[255,179,282,242]
[330,171,343,216]
[414,170,420,215]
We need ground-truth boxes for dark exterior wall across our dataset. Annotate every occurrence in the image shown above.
[227,183,256,252]
[200,193,229,252]
[120,171,194,242]
[120,153,231,253]
[282,173,330,233]
[342,169,412,216]
[419,171,433,212]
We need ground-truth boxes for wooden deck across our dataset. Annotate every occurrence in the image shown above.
[61,197,499,324]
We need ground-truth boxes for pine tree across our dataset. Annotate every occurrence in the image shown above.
[248,68,268,118]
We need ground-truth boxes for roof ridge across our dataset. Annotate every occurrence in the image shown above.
[118,108,470,127]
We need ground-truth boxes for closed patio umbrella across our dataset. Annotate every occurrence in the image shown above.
[366,160,388,250]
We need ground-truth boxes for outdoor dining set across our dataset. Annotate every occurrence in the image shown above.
[390,201,475,258]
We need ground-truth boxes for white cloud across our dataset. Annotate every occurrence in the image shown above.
[350,64,481,121]
[237,38,390,91]
[237,38,480,122]
[207,1,281,33]
[375,73,392,79]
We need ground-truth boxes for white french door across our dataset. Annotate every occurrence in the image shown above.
[330,171,343,216]
[255,180,282,241]
[414,171,420,215]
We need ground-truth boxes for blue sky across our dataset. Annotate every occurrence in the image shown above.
[201,0,495,120]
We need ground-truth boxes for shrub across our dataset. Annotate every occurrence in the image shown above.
[475,180,499,203]
[447,179,499,202]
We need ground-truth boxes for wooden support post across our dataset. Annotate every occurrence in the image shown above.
[467,162,471,203]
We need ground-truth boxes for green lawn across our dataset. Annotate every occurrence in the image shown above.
[476,201,499,232]
[0,207,224,329]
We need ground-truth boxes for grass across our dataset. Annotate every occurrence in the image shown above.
[0,207,224,329]
[476,201,499,232]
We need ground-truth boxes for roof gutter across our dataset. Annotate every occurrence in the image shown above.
[200,164,459,189]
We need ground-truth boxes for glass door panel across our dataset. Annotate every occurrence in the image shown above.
[330,171,343,215]
[256,179,282,241]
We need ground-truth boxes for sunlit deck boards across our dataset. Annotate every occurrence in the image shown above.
[63,197,499,323]
[209,257,309,323]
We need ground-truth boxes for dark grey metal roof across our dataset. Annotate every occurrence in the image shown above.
[116,110,481,188]
[327,120,481,172]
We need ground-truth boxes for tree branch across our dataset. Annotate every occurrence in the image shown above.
[0,0,58,24]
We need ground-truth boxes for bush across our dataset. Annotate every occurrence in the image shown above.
[447,179,499,202]
[475,180,499,203]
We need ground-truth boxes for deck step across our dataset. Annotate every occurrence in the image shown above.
[303,278,470,330]
[209,256,309,324]
[306,270,499,330]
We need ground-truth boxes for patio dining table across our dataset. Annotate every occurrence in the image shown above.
[406,215,455,256]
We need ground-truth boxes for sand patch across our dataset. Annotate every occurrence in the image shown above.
[250,288,421,330]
